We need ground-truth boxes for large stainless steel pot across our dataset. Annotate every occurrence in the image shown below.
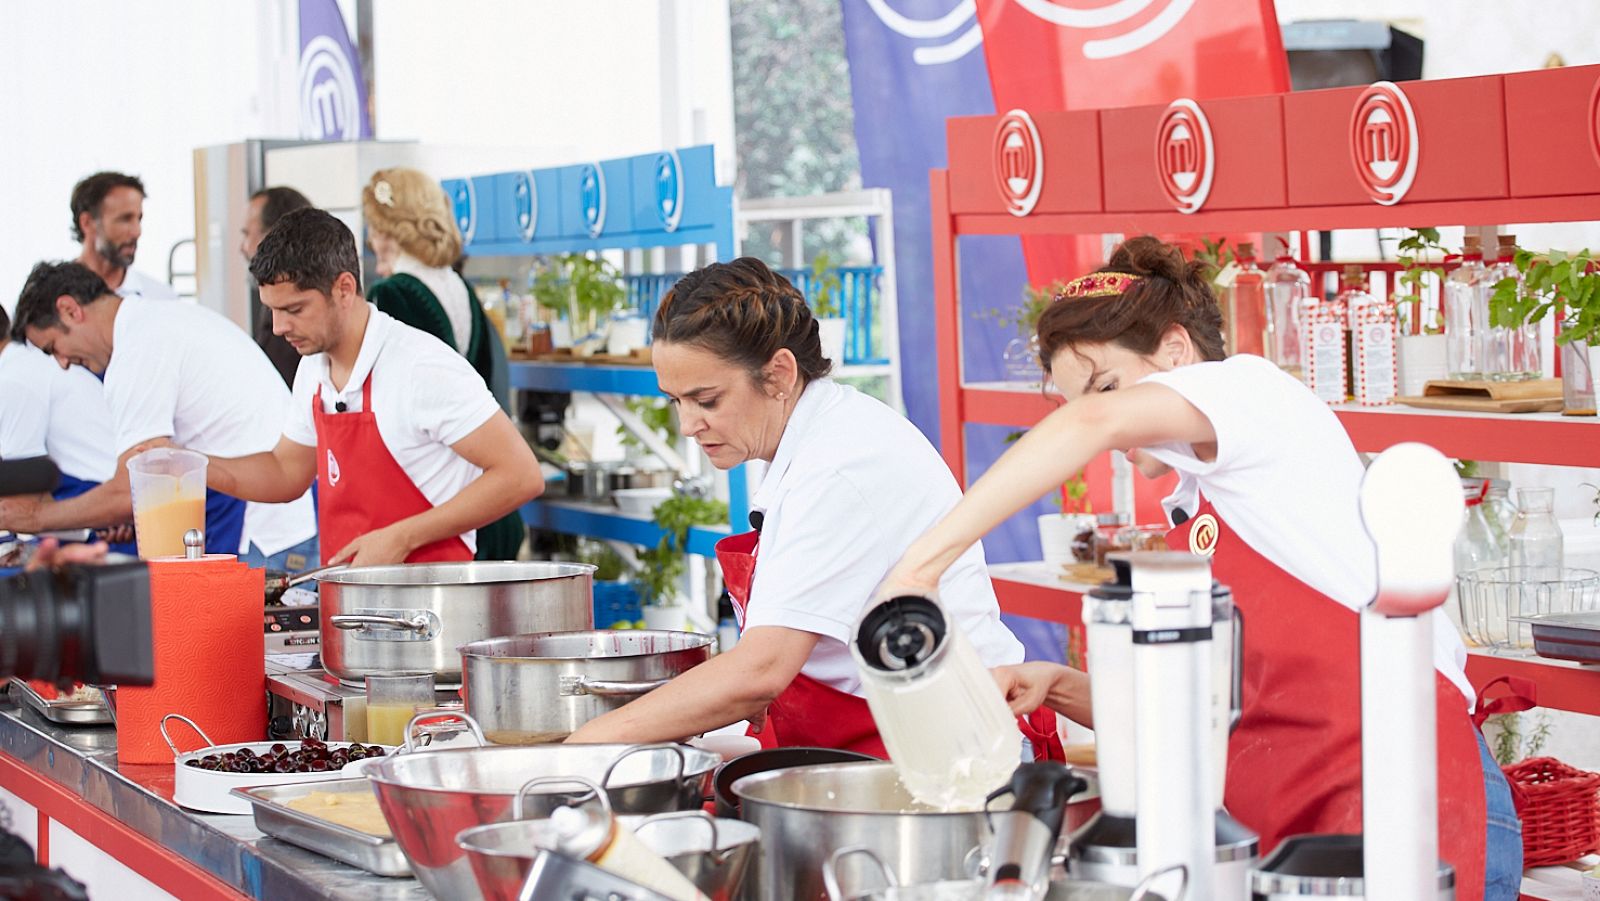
[369,739,718,901]
[459,630,712,744]
[733,762,1101,901]
[316,561,595,686]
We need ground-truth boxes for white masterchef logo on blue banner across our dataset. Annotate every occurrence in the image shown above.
[655,151,683,232]
[580,163,607,238]
[298,35,360,140]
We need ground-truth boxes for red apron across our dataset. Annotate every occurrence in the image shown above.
[314,376,474,564]
[1167,501,1485,901]
[714,531,1064,762]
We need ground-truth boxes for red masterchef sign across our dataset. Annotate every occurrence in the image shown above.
[993,109,1044,217]
[1156,98,1214,214]
[1350,81,1419,206]
[1589,74,1600,169]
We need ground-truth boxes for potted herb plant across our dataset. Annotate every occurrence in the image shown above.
[806,252,848,368]
[530,253,626,353]
[635,493,729,631]
[1391,228,1449,395]
[1490,247,1600,416]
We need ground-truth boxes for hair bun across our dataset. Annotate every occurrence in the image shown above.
[1107,234,1205,287]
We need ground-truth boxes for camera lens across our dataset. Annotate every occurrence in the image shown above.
[0,569,84,685]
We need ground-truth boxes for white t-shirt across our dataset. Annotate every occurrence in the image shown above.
[1138,354,1473,705]
[104,297,315,555]
[0,342,115,483]
[282,306,502,552]
[743,379,1025,695]
[390,254,471,354]
[114,268,180,301]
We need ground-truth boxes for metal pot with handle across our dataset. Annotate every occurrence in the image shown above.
[459,630,712,744]
[317,561,596,687]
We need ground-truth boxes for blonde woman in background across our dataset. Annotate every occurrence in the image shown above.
[361,167,522,560]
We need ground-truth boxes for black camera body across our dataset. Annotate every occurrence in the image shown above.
[2,563,156,688]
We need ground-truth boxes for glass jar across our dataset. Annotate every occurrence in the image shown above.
[1561,331,1597,416]
[1510,487,1564,577]
[1443,238,1490,380]
[1482,480,1516,549]
[1264,256,1312,378]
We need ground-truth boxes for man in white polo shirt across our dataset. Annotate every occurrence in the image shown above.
[0,304,116,497]
[189,208,542,566]
[69,172,179,301]
[2,262,315,565]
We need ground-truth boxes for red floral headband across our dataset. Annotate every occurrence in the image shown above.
[1057,272,1144,300]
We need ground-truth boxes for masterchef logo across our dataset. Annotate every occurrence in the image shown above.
[1589,75,1600,169]
[1010,0,1197,60]
[994,109,1044,217]
[326,450,342,487]
[1156,99,1213,214]
[514,172,537,242]
[1350,82,1419,206]
[1188,513,1219,557]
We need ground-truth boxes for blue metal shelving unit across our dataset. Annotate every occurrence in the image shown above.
[447,145,745,556]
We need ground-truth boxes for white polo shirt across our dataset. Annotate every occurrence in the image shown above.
[105,297,316,555]
[114,268,180,301]
[743,378,1025,696]
[282,306,502,552]
[1139,354,1473,705]
[0,342,115,483]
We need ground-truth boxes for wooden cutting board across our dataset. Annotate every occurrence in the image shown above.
[1397,378,1564,413]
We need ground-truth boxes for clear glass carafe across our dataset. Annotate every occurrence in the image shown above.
[1510,487,1564,577]
[1444,237,1490,380]
[1560,331,1596,416]
[1486,235,1542,381]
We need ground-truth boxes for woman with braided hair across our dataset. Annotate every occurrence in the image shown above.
[877,236,1518,901]
[565,257,1051,758]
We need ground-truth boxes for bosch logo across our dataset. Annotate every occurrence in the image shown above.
[514,172,537,242]
[994,110,1044,217]
[580,163,607,238]
[655,151,683,232]
[450,180,476,245]
[1350,82,1419,206]
[1189,513,1219,557]
[298,36,360,140]
[1156,99,1214,214]
[1588,75,1600,169]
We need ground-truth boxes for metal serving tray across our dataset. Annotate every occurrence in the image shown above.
[7,679,113,726]
[1512,611,1600,663]
[231,778,412,878]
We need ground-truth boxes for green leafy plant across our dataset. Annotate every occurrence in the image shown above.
[616,397,678,455]
[808,252,844,318]
[574,539,630,582]
[1487,710,1552,766]
[978,280,1064,341]
[1062,470,1091,514]
[635,494,729,607]
[1490,247,1600,346]
[530,253,627,338]
[1392,227,1447,333]
[1192,237,1235,289]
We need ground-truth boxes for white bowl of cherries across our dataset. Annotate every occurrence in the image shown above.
[164,714,393,815]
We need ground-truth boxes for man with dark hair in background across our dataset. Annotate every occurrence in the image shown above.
[195,207,542,565]
[69,171,178,301]
[240,186,314,385]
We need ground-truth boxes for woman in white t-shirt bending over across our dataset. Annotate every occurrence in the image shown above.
[879,237,1518,901]
[566,258,1030,757]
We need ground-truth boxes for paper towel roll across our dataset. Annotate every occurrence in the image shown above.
[115,555,266,764]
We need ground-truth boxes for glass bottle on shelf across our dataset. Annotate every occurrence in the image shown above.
[1264,253,1312,379]
[1482,479,1516,548]
[1510,487,1564,577]
[1487,234,1541,381]
[1228,242,1267,357]
[1453,481,1505,643]
[1443,235,1490,380]
[1560,324,1597,416]
[1346,270,1397,406]
[1300,268,1351,404]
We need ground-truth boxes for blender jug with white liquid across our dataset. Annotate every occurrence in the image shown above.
[852,594,1021,811]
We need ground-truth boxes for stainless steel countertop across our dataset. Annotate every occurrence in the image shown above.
[0,698,429,900]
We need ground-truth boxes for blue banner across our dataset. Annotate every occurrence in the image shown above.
[297,0,373,141]
[840,0,1063,661]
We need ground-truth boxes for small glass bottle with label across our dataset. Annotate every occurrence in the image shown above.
[1264,253,1312,379]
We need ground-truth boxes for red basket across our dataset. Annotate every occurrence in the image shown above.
[1502,756,1600,867]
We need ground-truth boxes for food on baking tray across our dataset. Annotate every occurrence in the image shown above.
[283,789,393,837]
[26,680,102,704]
[183,739,388,773]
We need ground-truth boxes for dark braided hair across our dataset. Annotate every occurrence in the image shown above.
[1036,235,1226,372]
[652,258,832,386]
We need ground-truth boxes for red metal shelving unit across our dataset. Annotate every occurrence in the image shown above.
[932,65,1600,715]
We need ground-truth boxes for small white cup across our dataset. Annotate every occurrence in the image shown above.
[1038,513,1096,567]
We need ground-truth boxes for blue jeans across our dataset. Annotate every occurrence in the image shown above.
[1479,730,1523,901]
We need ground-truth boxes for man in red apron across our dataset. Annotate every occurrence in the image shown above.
[194,208,543,567]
